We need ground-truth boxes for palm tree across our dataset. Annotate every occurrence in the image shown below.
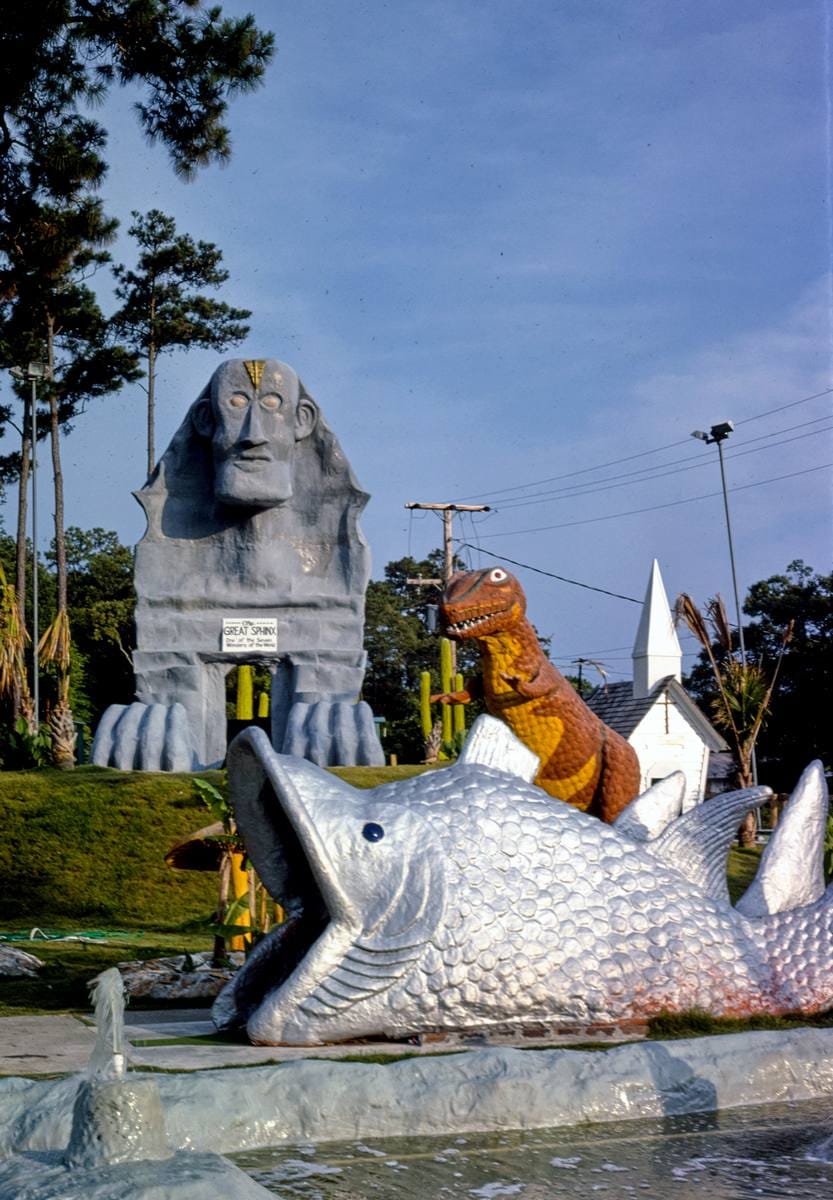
[675,593,793,847]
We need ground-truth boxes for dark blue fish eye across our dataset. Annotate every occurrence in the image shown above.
[362,822,385,843]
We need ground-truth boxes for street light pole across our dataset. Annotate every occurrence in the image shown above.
[10,361,47,730]
[691,419,756,784]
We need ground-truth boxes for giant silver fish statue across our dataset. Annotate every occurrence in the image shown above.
[213,717,832,1045]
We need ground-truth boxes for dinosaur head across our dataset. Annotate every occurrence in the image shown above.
[440,566,526,640]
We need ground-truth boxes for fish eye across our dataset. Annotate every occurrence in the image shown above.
[489,568,508,583]
[362,822,385,843]
[228,393,248,409]
[259,393,282,411]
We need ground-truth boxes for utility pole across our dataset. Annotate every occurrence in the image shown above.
[404,501,490,674]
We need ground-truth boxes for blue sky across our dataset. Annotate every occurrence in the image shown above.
[4,0,831,682]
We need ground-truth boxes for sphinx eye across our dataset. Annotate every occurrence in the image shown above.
[259,393,282,411]
[489,568,508,583]
[228,393,248,409]
[362,822,385,843]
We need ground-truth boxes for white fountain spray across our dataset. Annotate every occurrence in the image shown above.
[64,967,171,1168]
[88,967,128,1079]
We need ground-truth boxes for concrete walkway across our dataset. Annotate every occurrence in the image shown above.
[0,1008,640,1076]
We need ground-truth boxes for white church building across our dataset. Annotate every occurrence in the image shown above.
[586,560,727,810]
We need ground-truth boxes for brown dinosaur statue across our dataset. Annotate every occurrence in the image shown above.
[436,566,640,822]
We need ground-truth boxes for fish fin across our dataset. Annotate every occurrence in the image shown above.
[646,783,772,903]
[458,714,540,781]
[735,761,828,916]
[299,847,445,1018]
[298,944,427,1016]
[613,772,686,841]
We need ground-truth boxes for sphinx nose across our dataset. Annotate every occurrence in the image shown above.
[238,402,269,446]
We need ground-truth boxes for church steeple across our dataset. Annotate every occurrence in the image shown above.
[632,559,682,699]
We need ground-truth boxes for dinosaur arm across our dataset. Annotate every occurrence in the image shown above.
[500,668,552,699]
[431,675,482,705]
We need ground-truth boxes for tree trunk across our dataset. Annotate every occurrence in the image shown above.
[46,313,74,768]
[146,297,156,477]
[12,422,30,721]
[735,754,757,848]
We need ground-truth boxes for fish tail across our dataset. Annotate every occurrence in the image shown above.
[750,885,833,1013]
[736,761,832,1013]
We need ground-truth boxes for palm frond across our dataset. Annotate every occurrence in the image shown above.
[705,595,734,654]
[38,610,72,672]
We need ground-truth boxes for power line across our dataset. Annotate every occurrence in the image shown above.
[456,543,641,603]
[470,461,832,539]
[452,386,833,504]
[735,386,833,426]
[494,421,833,511]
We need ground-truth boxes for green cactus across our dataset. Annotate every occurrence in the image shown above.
[236,665,254,721]
[257,690,269,719]
[440,638,453,748]
[453,671,466,737]
[420,670,432,741]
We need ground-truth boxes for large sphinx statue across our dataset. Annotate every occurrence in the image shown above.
[92,358,384,771]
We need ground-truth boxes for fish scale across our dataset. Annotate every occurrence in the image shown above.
[213,722,833,1045]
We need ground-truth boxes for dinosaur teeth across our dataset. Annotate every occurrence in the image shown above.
[450,612,498,634]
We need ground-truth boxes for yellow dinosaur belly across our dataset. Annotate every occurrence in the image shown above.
[483,638,598,808]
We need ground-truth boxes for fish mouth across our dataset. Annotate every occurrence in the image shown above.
[215,736,357,1037]
[443,601,517,639]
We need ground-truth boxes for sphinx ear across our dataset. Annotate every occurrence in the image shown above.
[295,384,318,441]
[191,388,214,439]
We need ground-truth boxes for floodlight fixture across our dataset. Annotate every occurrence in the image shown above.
[690,421,734,446]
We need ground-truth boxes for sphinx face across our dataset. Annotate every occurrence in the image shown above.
[199,360,316,509]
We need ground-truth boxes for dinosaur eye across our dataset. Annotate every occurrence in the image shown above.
[489,568,508,583]
[362,822,385,842]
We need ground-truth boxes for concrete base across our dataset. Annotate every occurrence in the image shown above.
[2,1028,833,1159]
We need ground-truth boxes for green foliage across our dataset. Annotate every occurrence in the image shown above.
[0,767,218,925]
[192,775,233,832]
[0,715,52,769]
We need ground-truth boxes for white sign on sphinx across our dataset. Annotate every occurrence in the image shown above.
[221,618,278,653]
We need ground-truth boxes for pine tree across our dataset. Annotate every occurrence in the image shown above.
[113,210,251,475]
[0,2,273,758]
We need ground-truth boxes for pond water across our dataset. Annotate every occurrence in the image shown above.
[229,1099,833,1199]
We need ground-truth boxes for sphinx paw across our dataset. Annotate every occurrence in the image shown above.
[91,702,195,771]
[281,700,385,766]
